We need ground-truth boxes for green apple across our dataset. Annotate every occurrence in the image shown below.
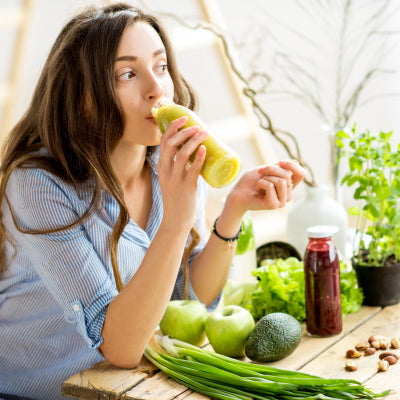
[205,305,255,357]
[159,300,208,346]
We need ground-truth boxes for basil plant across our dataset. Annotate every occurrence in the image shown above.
[336,126,400,266]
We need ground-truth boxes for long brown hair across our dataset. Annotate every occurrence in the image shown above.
[0,3,196,287]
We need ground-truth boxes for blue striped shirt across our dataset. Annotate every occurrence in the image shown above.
[0,146,209,400]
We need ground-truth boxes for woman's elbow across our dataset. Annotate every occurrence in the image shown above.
[100,344,143,369]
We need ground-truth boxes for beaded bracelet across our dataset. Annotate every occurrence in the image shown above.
[212,216,242,243]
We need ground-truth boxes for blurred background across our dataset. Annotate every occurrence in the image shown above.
[1,0,399,252]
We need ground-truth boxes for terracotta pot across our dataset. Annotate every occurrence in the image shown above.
[352,261,400,306]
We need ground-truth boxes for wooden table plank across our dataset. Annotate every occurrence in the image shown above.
[298,303,400,396]
[123,371,188,400]
[174,392,210,400]
[61,358,157,400]
[363,365,400,400]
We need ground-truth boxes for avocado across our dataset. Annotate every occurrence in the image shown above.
[245,312,302,362]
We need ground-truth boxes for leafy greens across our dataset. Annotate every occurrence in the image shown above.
[224,257,363,322]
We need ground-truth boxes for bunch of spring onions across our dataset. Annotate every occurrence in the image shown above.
[144,335,390,400]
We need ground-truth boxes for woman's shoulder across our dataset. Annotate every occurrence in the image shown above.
[8,166,74,195]
[7,163,92,211]
[5,161,95,231]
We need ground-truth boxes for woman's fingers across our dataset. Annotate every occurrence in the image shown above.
[159,117,207,183]
[159,117,188,165]
[175,131,206,167]
[160,116,208,166]
[257,164,293,185]
[254,179,279,208]
[162,116,188,138]
[277,160,306,187]
[188,145,206,179]
[256,176,292,206]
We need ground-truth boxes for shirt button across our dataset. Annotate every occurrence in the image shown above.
[73,304,80,312]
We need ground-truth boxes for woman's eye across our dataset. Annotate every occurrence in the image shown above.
[119,71,135,80]
[156,64,168,73]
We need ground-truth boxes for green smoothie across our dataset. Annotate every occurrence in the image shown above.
[152,101,242,188]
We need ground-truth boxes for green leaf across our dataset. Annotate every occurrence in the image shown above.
[348,206,362,216]
[379,131,393,141]
[235,214,256,255]
[365,203,380,220]
[353,186,366,200]
[336,130,350,139]
[335,137,344,149]
[392,178,400,195]
[348,156,363,171]
[251,258,306,321]
[373,180,390,200]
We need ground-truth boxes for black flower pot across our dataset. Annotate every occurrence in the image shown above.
[256,241,302,267]
[352,261,400,306]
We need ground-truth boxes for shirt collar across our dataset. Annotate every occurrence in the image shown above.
[146,146,160,174]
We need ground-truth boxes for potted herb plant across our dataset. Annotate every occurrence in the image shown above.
[336,126,400,306]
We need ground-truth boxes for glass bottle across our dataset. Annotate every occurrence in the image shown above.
[151,100,241,188]
[304,225,342,336]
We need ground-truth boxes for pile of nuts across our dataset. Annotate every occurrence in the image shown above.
[345,335,400,372]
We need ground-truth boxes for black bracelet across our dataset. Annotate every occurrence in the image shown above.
[212,217,242,243]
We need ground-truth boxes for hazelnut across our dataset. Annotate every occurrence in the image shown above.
[370,338,389,349]
[383,356,398,365]
[379,339,389,350]
[378,360,389,371]
[369,334,387,343]
[364,347,376,356]
[391,338,400,349]
[379,352,399,360]
[371,340,381,349]
[355,342,369,351]
[345,360,357,371]
[346,349,361,358]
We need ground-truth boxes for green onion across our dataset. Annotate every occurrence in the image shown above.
[144,335,390,400]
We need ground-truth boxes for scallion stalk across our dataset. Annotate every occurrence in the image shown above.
[144,335,390,400]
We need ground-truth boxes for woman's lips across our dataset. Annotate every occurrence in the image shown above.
[146,116,158,125]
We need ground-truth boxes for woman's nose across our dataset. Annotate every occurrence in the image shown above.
[145,73,164,101]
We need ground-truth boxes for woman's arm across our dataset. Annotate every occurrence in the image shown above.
[100,221,192,368]
[100,117,208,368]
[189,161,306,306]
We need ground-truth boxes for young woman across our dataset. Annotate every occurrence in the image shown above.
[0,3,305,399]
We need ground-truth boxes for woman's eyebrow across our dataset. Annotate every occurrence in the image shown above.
[115,48,166,62]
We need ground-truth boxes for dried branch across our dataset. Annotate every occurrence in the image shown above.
[248,0,400,195]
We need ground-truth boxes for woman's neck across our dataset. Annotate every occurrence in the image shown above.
[111,142,153,228]
[111,143,148,190]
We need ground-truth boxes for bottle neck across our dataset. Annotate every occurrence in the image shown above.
[307,236,333,252]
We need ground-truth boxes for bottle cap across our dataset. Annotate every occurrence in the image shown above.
[307,225,338,238]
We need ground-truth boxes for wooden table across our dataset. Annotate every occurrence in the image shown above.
[62,303,400,400]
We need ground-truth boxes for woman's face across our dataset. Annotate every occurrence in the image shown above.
[114,21,174,146]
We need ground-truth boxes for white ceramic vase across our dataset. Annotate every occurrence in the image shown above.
[286,185,348,258]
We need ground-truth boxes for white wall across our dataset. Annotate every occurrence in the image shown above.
[218,0,400,197]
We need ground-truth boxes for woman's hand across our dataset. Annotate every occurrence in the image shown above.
[225,160,306,217]
[157,116,207,230]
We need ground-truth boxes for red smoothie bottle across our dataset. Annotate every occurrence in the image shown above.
[304,225,342,336]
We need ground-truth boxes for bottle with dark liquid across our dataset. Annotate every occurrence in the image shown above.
[304,225,342,336]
